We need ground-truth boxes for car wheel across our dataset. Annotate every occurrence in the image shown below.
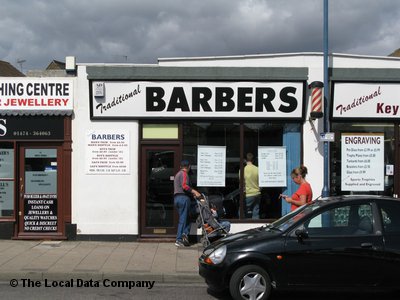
[229,265,271,300]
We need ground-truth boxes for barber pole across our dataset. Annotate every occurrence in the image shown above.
[309,81,324,119]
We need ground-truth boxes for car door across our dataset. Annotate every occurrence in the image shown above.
[377,200,400,287]
[284,202,385,287]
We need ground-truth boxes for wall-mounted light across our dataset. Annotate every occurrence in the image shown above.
[309,81,324,120]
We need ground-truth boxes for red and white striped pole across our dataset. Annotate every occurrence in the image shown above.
[309,81,324,119]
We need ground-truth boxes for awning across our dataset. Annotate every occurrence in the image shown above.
[0,109,73,116]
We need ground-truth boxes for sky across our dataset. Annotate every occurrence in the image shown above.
[1,0,399,72]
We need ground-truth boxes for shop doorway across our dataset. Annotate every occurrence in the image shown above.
[140,145,181,237]
[17,143,65,239]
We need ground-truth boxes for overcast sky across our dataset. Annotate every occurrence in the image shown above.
[1,0,399,72]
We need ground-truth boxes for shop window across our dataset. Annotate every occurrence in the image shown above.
[183,122,300,221]
[25,149,57,194]
[0,143,14,217]
[379,202,400,234]
[183,122,240,219]
[305,204,373,236]
[331,123,394,196]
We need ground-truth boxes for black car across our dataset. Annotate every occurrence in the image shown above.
[199,195,400,300]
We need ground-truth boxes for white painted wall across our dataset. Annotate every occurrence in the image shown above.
[72,66,139,235]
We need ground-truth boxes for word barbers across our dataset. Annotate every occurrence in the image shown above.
[146,86,299,113]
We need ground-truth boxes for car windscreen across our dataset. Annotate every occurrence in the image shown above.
[270,202,321,232]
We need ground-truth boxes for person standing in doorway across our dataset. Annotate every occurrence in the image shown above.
[280,165,313,211]
[174,160,201,247]
[243,153,261,219]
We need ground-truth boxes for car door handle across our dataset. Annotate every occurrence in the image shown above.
[361,243,373,248]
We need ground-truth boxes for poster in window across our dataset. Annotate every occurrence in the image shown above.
[0,181,14,216]
[341,133,384,191]
[258,146,287,187]
[197,146,226,187]
[0,149,14,178]
[23,194,57,232]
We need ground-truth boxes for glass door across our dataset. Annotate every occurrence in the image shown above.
[18,145,62,237]
[140,145,180,237]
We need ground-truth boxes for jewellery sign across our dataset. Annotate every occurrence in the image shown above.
[332,83,400,119]
[341,133,384,191]
[0,79,73,115]
[91,81,305,119]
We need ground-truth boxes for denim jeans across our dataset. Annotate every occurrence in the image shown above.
[219,220,231,233]
[174,194,191,241]
[245,194,261,219]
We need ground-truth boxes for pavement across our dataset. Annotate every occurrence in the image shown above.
[0,240,205,284]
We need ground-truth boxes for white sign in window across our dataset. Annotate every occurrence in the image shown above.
[0,181,14,216]
[25,149,57,194]
[0,149,14,178]
[341,133,384,191]
[85,130,130,175]
[258,146,287,187]
[197,146,226,187]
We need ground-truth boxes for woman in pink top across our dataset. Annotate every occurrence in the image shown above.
[280,165,313,211]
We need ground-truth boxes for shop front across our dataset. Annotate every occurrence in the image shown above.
[0,79,74,239]
[87,66,309,239]
[329,69,400,197]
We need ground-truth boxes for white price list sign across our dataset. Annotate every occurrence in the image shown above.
[197,146,226,187]
[258,147,287,187]
[85,130,130,175]
[341,133,384,191]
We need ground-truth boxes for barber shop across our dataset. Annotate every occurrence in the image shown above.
[70,58,314,241]
[0,78,74,240]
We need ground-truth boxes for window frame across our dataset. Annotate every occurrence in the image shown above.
[294,201,381,237]
[0,142,16,220]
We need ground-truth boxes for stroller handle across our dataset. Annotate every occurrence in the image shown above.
[196,193,206,200]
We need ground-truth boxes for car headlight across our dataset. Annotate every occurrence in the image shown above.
[204,245,227,265]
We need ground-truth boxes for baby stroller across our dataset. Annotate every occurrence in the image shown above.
[196,194,230,247]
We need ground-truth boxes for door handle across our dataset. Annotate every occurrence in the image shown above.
[361,243,373,248]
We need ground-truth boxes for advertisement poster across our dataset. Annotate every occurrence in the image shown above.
[197,146,226,187]
[0,148,14,178]
[85,130,130,175]
[24,194,57,232]
[0,181,13,216]
[341,133,384,191]
[258,147,287,187]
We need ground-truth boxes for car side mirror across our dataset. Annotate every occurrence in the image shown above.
[295,228,309,241]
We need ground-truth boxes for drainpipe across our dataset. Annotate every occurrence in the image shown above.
[322,0,330,198]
